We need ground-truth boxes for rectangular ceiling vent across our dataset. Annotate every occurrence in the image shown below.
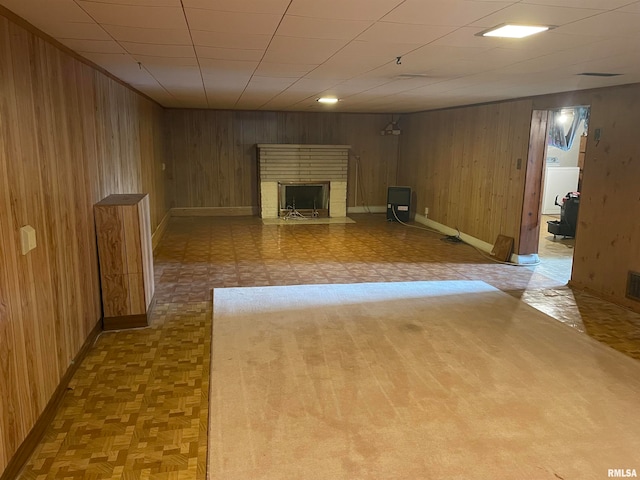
[396,73,433,79]
[578,72,622,77]
[627,271,640,301]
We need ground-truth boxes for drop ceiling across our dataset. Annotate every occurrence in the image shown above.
[2,0,640,112]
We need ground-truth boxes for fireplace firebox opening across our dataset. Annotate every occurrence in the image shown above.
[279,182,330,218]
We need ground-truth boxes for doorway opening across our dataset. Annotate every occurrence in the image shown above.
[538,106,589,283]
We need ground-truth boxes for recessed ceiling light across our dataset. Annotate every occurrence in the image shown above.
[479,24,551,38]
[317,97,339,104]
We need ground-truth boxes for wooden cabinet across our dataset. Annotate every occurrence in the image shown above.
[94,194,155,330]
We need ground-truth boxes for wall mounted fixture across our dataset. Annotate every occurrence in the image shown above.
[381,120,401,136]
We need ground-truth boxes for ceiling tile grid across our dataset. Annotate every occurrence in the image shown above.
[0,0,638,112]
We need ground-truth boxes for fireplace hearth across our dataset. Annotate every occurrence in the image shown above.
[257,144,351,219]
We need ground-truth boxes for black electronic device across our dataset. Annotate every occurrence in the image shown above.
[387,186,411,222]
[547,191,580,238]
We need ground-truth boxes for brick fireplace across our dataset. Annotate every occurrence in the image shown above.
[257,144,350,219]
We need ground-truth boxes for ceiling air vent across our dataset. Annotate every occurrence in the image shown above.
[626,271,640,301]
[396,73,433,79]
[578,72,622,77]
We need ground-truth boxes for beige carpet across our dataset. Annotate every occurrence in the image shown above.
[209,281,640,480]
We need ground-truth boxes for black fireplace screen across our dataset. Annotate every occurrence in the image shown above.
[279,183,329,213]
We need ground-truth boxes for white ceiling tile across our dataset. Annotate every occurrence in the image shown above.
[335,77,393,90]
[520,0,631,10]
[255,62,318,77]
[368,61,462,81]
[1,0,93,23]
[121,43,195,58]
[202,73,253,89]
[203,81,247,94]
[302,62,367,80]
[207,94,242,110]
[395,45,487,73]
[81,0,181,6]
[184,9,281,35]
[357,22,457,44]
[567,56,637,75]
[199,59,258,73]
[283,78,341,93]
[135,56,199,67]
[357,79,441,96]
[431,26,512,48]
[616,2,640,13]
[468,3,605,28]
[60,38,126,54]
[277,15,371,40]
[196,46,264,62]
[103,25,192,44]
[234,93,277,108]
[148,69,204,88]
[182,0,289,14]
[558,11,640,37]
[382,0,513,26]
[261,97,305,110]
[262,36,345,64]
[44,22,111,40]
[106,67,165,89]
[76,2,187,29]
[495,31,603,55]
[287,0,404,21]
[244,76,298,92]
[329,40,424,65]
[191,30,270,49]
[80,51,138,69]
[461,47,542,68]
[163,87,206,98]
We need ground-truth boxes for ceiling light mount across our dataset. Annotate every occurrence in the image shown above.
[477,24,554,39]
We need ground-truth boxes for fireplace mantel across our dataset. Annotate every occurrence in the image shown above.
[257,144,351,219]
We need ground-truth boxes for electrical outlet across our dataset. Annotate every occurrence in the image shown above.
[594,128,602,141]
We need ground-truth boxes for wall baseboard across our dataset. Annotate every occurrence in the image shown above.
[413,214,535,265]
[0,320,102,480]
[347,205,386,214]
[171,206,258,217]
[413,214,493,252]
[151,210,171,252]
[512,253,540,265]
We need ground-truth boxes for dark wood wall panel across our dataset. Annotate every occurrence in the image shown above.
[558,84,640,312]
[398,100,533,248]
[165,110,399,209]
[0,14,167,475]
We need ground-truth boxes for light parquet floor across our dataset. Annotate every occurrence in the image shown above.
[18,214,640,479]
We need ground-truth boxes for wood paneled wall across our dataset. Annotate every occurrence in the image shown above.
[165,110,399,209]
[398,100,533,248]
[542,83,640,313]
[0,13,167,475]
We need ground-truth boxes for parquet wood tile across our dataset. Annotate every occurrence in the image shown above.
[17,213,640,479]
